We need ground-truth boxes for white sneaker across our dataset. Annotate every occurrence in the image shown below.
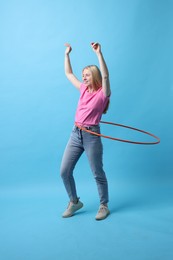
[95,204,110,220]
[62,200,83,218]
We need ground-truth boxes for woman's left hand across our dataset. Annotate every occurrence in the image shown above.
[91,42,101,53]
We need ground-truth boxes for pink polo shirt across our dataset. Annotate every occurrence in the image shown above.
[75,83,109,126]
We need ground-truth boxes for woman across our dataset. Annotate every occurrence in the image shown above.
[60,42,111,220]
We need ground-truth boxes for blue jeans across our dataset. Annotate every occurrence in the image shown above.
[60,125,109,205]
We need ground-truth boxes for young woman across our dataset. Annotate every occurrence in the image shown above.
[60,42,111,220]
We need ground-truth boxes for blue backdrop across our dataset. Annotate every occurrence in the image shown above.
[1,0,172,186]
[0,1,173,260]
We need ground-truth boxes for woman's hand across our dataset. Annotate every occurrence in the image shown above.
[91,42,101,54]
[64,43,72,55]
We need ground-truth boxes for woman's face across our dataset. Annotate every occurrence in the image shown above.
[82,69,93,87]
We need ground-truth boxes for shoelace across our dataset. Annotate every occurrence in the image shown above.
[67,202,74,209]
[67,201,78,209]
[98,205,107,213]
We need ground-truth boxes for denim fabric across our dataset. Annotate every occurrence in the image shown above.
[60,125,109,204]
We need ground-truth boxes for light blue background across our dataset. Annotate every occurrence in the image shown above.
[0,0,173,260]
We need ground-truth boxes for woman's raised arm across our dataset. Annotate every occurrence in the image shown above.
[91,42,111,97]
[64,43,81,89]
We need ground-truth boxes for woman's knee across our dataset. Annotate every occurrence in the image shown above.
[60,165,68,180]
[60,163,74,180]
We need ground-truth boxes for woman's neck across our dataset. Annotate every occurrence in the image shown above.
[87,86,95,93]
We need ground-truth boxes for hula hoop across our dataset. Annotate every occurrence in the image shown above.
[75,121,160,145]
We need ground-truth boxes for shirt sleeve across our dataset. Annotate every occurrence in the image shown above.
[80,83,86,93]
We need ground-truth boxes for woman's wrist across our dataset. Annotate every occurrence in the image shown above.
[96,51,102,57]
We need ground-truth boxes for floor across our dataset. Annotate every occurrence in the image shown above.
[0,179,173,260]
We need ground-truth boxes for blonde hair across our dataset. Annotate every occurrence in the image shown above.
[82,65,110,114]
[82,65,102,91]
[103,99,110,114]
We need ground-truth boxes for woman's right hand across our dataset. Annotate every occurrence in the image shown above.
[64,43,72,54]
